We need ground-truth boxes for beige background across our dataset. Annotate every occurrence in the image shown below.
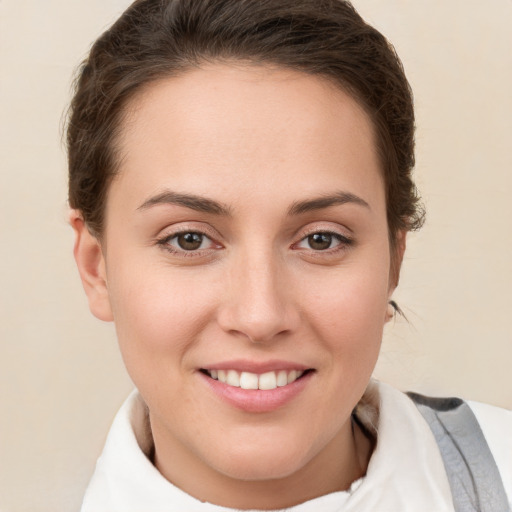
[1,0,511,510]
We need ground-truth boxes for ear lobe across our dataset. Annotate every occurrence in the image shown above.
[69,210,113,322]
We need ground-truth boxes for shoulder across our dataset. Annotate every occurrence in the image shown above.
[467,399,512,504]
[403,386,512,509]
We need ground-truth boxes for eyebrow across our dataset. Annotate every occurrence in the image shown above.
[138,190,231,216]
[138,189,369,216]
[287,191,370,216]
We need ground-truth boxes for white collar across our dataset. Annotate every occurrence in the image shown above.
[81,381,454,512]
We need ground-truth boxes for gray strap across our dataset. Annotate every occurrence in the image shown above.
[407,392,510,512]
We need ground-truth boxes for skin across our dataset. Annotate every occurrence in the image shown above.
[71,63,405,509]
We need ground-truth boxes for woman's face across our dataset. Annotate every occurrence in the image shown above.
[77,64,401,505]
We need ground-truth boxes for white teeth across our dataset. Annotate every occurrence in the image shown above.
[258,371,277,390]
[277,370,288,387]
[207,369,307,390]
[240,372,259,390]
[226,369,240,387]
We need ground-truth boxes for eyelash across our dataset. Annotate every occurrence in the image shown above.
[293,230,354,254]
[156,230,220,257]
[155,229,354,257]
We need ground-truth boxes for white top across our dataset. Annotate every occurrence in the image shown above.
[81,381,512,512]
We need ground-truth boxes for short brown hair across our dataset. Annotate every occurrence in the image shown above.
[67,0,424,241]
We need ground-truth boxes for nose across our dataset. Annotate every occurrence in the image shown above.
[217,248,300,344]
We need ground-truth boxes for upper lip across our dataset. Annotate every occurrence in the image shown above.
[200,359,312,373]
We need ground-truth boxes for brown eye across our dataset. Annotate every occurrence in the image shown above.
[177,232,204,250]
[294,231,352,254]
[158,230,222,256]
[307,233,334,250]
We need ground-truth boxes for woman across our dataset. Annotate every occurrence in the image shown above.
[67,0,512,510]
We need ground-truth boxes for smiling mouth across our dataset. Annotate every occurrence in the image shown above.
[200,368,313,390]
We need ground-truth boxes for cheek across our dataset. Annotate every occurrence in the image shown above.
[300,260,390,364]
[105,259,217,377]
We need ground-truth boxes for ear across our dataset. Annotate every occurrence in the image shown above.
[389,230,407,295]
[69,210,113,322]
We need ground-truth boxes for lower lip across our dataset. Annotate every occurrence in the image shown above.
[199,371,314,413]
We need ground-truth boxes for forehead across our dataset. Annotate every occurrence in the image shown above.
[111,63,384,213]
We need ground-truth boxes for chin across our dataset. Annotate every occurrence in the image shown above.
[206,431,314,481]
[217,455,307,482]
